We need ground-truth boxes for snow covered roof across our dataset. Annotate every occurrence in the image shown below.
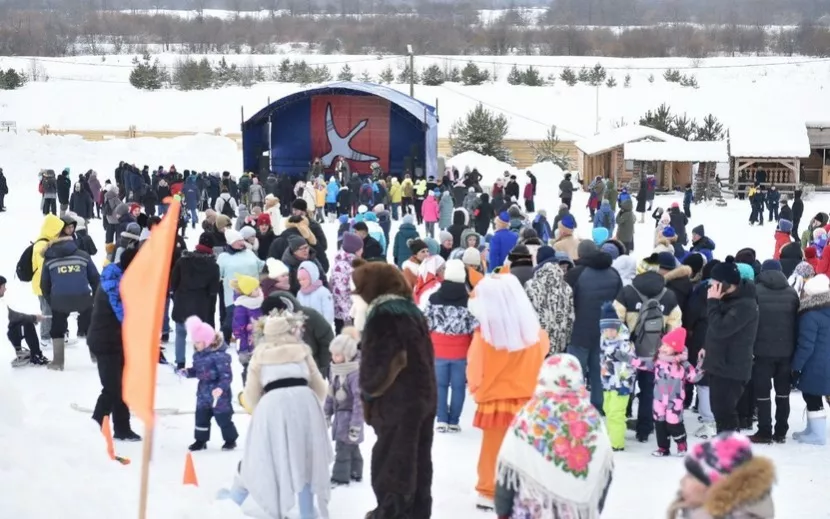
[729,121,810,158]
[624,140,728,163]
[575,125,683,156]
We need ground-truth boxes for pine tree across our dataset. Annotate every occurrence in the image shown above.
[672,114,696,140]
[694,114,724,141]
[358,70,373,82]
[312,65,332,83]
[647,74,655,83]
[449,103,512,164]
[663,68,682,83]
[254,66,266,83]
[276,59,291,82]
[213,57,240,87]
[560,67,578,86]
[528,125,571,170]
[588,63,607,86]
[421,64,444,86]
[0,68,27,90]
[522,66,544,86]
[397,64,419,84]
[639,103,674,134]
[507,64,523,85]
[606,75,617,88]
[446,66,461,83]
[289,60,313,84]
[128,52,166,90]
[378,65,395,84]
[624,73,631,88]
[680,74,699,88]
[577,67,590,83]
[461,61,489,86]
[337,64,354,81]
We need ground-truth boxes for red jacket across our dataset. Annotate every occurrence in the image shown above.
[773,231,792,260]
[805,246,819,271]
[523,182,534,200]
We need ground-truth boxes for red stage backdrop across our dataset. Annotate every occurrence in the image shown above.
[310,95,391,174]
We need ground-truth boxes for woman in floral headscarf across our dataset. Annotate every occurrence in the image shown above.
[495,353,614,519]
[467,275,549,511]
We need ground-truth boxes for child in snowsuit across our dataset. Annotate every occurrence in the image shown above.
[599,302,634,451]
[230,274,263,385]
[773,219,794,260]
[324,330,364,486]
[632,327,700,457]
[180,316,239,451]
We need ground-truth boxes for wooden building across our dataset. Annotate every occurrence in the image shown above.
[623,141,729,190]
[574,125,683,184]
[729,121,810,194]
[804,122,830,186]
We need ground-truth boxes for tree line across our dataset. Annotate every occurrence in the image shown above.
[4,9,830,57]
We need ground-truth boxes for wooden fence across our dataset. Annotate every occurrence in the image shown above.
[34,126,579,170]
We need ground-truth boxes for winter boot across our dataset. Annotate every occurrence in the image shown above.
[29,353,50,366]
[189,440,207,451]
[11,349,30,368]
[48,338,65,371]
[792,415,813,441]
[796,411,827,446]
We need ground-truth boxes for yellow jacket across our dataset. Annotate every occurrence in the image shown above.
[401,178,414,198]
[415,179,428,197]
[32,214,65,296]
[315,186,326,207]
[389,180,402,203]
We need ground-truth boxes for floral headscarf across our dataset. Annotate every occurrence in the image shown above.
[497,354,613,519]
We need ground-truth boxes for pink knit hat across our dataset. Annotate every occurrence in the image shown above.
[185,316,216,345]
[662,327,687,353]
[685,432,754,486]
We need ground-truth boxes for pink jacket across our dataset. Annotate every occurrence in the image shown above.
[421,195,439,222]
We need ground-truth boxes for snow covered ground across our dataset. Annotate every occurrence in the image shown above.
[1,54,830,140]
[1,134,829,518]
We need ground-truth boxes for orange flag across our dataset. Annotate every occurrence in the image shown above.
[122,198,181,429]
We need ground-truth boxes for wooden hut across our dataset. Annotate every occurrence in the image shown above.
[729,121,810,195]
[574,125,683,185]
[804,122,830,186]
[623,141,729,190]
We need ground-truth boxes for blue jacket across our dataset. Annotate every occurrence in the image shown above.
[126,170,144,195]
[488,228,518,272]
[593,200,616,235]
[683,189,694,206]
[393,223,420,267]
[326,179,340,204]
[182,176,200,208]
[793,303,830,396]
[217,247,264,303]
[186,343,234,414]
[766,189,781,208]
[40,237,100,313]
[565,250,622,350]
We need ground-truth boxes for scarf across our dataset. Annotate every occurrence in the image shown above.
[300,280,324,295]
[497,354,613,519]
[328,360,360,402]
[413,274,440,305]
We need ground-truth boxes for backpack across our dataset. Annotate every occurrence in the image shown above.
[631,287,667,358]
[220,197,236,218]
[16,239,47,282]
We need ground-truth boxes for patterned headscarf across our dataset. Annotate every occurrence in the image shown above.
[496,354,613,519]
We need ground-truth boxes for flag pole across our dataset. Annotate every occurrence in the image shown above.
[138,428,154,519]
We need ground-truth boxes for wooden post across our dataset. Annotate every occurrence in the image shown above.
[137,425,154,519]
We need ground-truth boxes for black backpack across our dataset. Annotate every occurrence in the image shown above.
[220,197,236,218]
[16,239,47,282]
[631,287,667,359]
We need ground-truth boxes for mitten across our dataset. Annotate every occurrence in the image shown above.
[348,426,360,443]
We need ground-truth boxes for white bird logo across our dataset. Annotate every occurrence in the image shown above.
[320,103,380,167]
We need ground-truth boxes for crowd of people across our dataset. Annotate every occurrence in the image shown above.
[6,159,829,519]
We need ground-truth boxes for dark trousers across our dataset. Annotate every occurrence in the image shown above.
[683,203,691,218]
[0,193,5,209]
[42,198,57,216]
[105,221,116,244]
[568,345,604,412]
[710,375,745,433]
[752,356,791,437]
[194,407,238,442]
[332,441,364,483]
[8,321,41,356]
[561,197,572,210]
[402,197,412,216]
[804,393,825,412]
[77,307,92,336]
[334,318,345,335]
[50,310,69,339]
[414,198,424,224]
[736,380,754,421]
[635,370,655,437]
[524,199,535,213]
[655,421,687,450]
[768,204,779,221]
[792,218,801,240]
[222,304,234,344]
[92,354,132,435]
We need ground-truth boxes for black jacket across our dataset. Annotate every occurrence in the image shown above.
[446,209,468,248]
[170,251,221,324]
[268,227,303,262]
[307,219,329,272]
[87,281,123,357]
[362,235,385,262]
[256,229,276,262]
[667,207,689,246]
[615,271,680,321]
[281,247,327,296]
[779,204,793,223]
[57,172,72,204]
[508,258,534,287]
[703,281,759,382]
[792,192,804,221]
[754,270,799,358]
[663,265,694,317]
[474,195,492,236]
[779,242,803,279]
[684,282,709,366]
[565,248,622,350]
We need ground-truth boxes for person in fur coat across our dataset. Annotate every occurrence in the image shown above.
[350,259,437,519]
[667,432,775,519]
[230,274,264,385]
[524,246,574,356]
[234,310,331,519]
[324,330,364,486]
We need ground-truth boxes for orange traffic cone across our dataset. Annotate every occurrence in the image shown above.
[183,452,199,486]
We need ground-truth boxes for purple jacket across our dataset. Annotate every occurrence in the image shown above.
[232,293,264,354]
[186,343,234,414]
[324,357,365,444]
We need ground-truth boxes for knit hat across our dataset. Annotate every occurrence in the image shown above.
[710,256,740,286]
[224,228,244,246]
[692,224,705,237]
[266,258,289,279]
[555,251,574,268]
[373,204,385,213]
[685,432,754,486]
[439,230,453,244]
[662,226,677,239]
[123,222,141,240]
[804,273,830,296]
[657,252,676,271]
[462,247,481,267]
[185,316,216,346]
[288,235,308,252]
[600,242,620,260]
[701,259,720,281]
[240,226,257,240]
[0,275,6,286]
[425,237,440,256]
[560,214,576,230]
[444,259,467,284]
[682,252,706,278]
[671,201,680,208]
[402,214,415,225]
[358,205,368,214]
[599,301,620,331]
[198,232,215,249]
[578,240,598,258]
[794,261,816,279]
[292,198,308,212]
[338,214,349,225]
[498,211,510,224]
[761,259,782,272]
[341,232,363,255]
[734,248,757,266]
[536,245,557,266]
[662,327,687,353]
[508,244,532,262]
[256,213,271,227]
[329,332,359,361]
[592,227,610,244]
[805,246,817,260]
[409,238,428,256]
[777,219,793,233]
[234,274,259,296]
[737,263,755,281]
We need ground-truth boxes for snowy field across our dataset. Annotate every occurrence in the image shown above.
[1,133,829,518]
[1,54,830,139]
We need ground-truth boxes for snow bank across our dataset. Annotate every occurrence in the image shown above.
[446,151,519,185]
